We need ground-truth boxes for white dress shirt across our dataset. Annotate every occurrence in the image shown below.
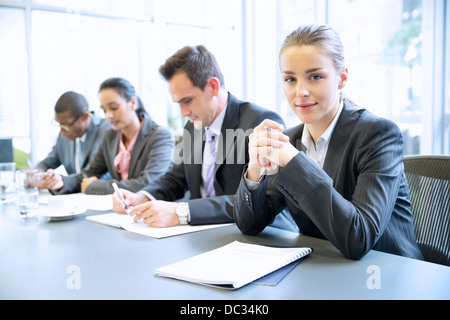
[74,133,87,173]
[200,104,227,198]
[301,99,344,169]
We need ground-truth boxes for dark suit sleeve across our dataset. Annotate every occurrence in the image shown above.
[235,116,408,260]
[141,161,189,201]
[234,170,285,233]
[56,173,82,194]
[188,195,235,225]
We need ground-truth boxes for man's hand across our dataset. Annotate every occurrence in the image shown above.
[40,169,64,191]
[131,201,181,228]
[112,189,149,214]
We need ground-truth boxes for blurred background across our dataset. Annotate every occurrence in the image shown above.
[0,0,449,168]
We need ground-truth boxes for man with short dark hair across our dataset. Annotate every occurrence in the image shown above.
[38,91,111,189]
[112,45,286,228]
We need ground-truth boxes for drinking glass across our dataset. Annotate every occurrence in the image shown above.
[0,162,16,203]
[16,169,39,218]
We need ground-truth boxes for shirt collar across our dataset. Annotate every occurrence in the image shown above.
[78,132,87,143]
[302,99,344,149]
[205,102,228,137]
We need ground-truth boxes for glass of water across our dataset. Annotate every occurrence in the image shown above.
[16,169,39,218]
[0,162,16,203]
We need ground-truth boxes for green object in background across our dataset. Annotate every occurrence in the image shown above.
[13,148,30,170]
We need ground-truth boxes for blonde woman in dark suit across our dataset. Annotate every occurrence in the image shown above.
[233,25,424,261]
[49,78,173,195]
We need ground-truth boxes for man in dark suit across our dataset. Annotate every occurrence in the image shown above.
[112,45,286,228]
[38,91,111,190]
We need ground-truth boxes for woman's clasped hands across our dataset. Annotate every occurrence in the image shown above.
[247,119,300,182]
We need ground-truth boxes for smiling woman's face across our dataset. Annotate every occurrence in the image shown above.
[280,45,347,134]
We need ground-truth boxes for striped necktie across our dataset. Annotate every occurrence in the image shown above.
[203,128,216,198]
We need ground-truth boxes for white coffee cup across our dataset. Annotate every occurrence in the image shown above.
[48,197,78,216]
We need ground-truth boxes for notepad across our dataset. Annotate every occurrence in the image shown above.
[154,241,312,290]
[86,212,233,239]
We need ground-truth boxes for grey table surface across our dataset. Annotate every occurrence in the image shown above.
[1,198,450,300]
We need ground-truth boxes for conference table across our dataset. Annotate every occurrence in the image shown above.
[1,192,450,302]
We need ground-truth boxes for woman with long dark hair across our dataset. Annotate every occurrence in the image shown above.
[48,77,173,195]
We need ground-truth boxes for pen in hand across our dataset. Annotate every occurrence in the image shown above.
[112,183,132,215]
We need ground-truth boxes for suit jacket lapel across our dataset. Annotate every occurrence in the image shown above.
[289,100,363,181]
[107,131,121,180]
[79,120,96,169]
[184,122,203,198]
[216,93,240,169]
[128,115,153,178]
[79,114,106,169]
[323,100,363,179]
[212,93,240,196]
[286,123,305,153]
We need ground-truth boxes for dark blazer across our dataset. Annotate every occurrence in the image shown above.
[37,113,111,174]
[234,99,424,260]
[57,114,173,195]
[142,93,284,225]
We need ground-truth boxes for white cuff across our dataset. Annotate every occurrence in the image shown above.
[244,169,264,191]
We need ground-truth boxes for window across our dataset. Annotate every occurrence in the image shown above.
[0,7,30,156]
[31,10,148,161]
[0,0,242,164]
[33,0,154,20]
[162,0,243,135]
[328,0,424,155]
[0,0,448,164]
[273,0,449,155]
[275,0,328,129]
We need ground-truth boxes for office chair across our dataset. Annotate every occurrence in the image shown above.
[403,155,450,266]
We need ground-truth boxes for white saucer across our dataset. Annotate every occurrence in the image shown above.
[38,206,87,221]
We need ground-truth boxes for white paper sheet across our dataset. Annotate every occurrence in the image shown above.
[39,193,113,211]
[86,212,233,239]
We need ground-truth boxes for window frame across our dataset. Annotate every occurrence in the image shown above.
[1,0,449,160]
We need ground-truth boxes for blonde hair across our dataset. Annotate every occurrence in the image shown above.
[280,24,346,74]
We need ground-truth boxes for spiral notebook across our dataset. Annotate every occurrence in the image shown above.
[154,241,312,290]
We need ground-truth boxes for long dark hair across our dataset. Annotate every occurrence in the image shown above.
[99,77,148,118]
